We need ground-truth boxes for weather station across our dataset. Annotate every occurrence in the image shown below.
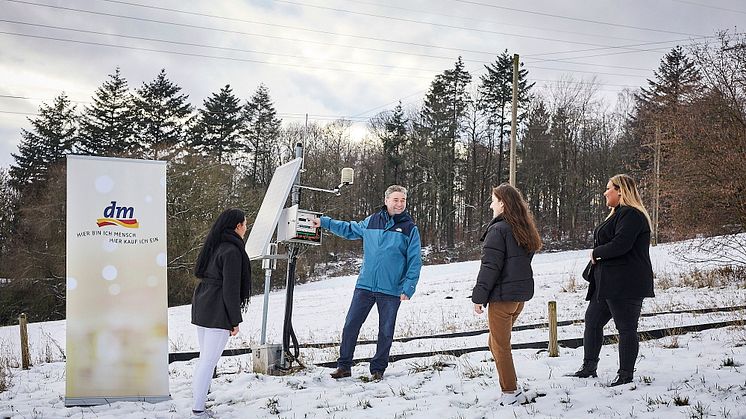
[245,142,353,375]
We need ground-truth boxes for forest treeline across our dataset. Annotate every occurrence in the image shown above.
[0,32,743,325]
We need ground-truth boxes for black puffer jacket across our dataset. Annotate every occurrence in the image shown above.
[472,216,535,305]
[192,232,251,330]
[586,205,654,301]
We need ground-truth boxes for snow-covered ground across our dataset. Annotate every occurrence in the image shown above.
[1,240,745,418]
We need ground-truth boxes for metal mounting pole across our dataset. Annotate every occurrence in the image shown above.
[261,269,271,345]
[260,243,277,345]
[280,142,305,369]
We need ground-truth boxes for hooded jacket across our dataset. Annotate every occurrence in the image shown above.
[320,207,422,298]
[471,216,535,305]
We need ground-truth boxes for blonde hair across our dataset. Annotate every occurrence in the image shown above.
[607,174,653,230]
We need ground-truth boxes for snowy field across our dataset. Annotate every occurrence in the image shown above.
[1,239,745,418]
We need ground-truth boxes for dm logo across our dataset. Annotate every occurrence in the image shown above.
[97,201,140,228]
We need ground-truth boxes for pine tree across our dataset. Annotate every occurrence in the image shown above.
[9,93,77,187]
[0,168,19,264]
[381,101,407,186]
[636,45,701,113]
[420,57,472,248]
[478,50,534,184]
[632,46,702,242]
[132,69,193,160]
[78,67,138,156]
[190,84,244,163]
[242,84,281,186]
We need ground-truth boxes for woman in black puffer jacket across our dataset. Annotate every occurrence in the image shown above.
[190,208,251,418]
[472,183,542,406]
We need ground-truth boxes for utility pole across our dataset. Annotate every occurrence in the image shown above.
[653,122,661,246]
[509,53,519,186]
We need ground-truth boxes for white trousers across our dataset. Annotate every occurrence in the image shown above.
[192,326,230,412]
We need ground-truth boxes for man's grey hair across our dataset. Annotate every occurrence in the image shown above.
[384,185,408,199]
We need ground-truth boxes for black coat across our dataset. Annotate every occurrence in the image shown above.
[585,205,654,301]
[472,216,535,305]
[192,233,251,330]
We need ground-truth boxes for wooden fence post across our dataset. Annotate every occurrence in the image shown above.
[19,313,30,369]
[548,301,559,357]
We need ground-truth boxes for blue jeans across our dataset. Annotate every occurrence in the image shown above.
[337,288,401,373]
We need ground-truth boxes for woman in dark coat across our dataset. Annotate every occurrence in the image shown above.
[471,184,542,406]
[191,208,251,418]
[570,174,654,387]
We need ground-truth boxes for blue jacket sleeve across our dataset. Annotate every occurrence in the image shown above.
[400,226,422,298]
[320,215,369,240]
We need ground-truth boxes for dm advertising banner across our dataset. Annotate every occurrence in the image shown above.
[65,155,169,406]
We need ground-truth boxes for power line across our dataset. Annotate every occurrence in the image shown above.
[91,0,502,58]
[529,65,647,79]
[530,78,637,90]
[91,0,719,71]
[533,44,685,63]
[349,90,426,118]
[7,0,689,62]
[0,93,89,104]
[0,97,376,122]
[671,0,746,15]
[271,0,718,61]
[0,110,38,116]
[0,62,637,120]
[1,76,634,124]
[0,19,657,81]
[451,0,706,37]
[273,0,679,53]
[524,37,708,59]
[288,0,653,44]
[523,58,651,72]
[0,30,437,80]
[1,0,491,63]
[0,0,730,101]
[0,19,447,74]
[3,0,713,76]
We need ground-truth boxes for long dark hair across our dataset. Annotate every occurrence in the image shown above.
[492,183,543,253]
[194,208,246,277]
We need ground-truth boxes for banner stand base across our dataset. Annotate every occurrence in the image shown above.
[65,395,171,407]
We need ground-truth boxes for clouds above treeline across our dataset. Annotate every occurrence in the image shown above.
[1,0,743,167]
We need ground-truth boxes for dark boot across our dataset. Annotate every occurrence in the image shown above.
[609,370,633,386]
[330,368,351,379]
[567,361,598,378]
[370,371,384,381]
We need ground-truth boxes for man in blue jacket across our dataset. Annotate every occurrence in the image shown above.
[312,185,422,381]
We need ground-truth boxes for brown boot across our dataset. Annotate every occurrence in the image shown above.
[330,368,351,379]
[371,371,384,381]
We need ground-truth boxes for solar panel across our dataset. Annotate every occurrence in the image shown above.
[245,158,302,260]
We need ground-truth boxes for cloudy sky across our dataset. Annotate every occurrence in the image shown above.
[1,0,743,168]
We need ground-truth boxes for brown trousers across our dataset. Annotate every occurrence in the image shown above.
[487,301,524,392]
